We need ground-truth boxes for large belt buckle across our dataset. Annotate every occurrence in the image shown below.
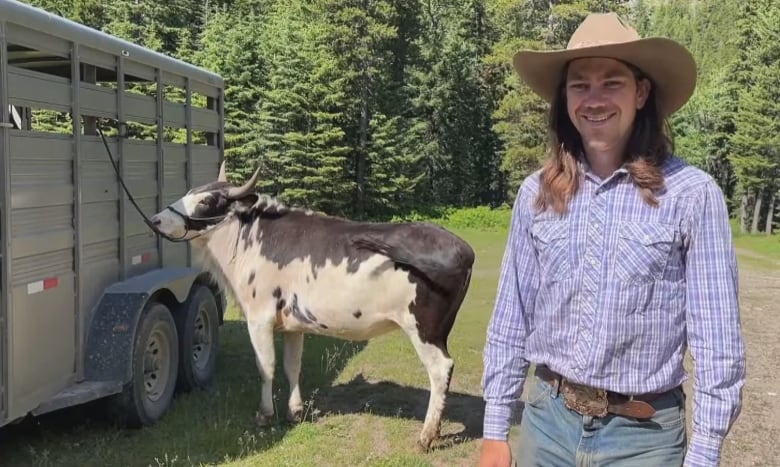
[560,379,609,417]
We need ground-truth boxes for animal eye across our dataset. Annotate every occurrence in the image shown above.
[199,197,212,205]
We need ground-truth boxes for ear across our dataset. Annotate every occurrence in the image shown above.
[636,78,651,110]
[231,193,259,213]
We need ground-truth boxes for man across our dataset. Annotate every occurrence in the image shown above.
[480,12,745,467]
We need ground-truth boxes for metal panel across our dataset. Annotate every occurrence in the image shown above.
[162,142,187,267]
[72,44,84,381]
[191,145,221,186]
[6,23,69,58]
[124,59,155,82]
[191,107,219,132]
[191,80,220,98]
[124,92,156,125]
[163,143,187,199]
[81,238,120,333]
[0,19,10,424]
[8,128,76,420]
[163,100,186,129]
[10,273,75,417]
[7,65,70,112]
[79,82,117,118]
[79,45,115,72]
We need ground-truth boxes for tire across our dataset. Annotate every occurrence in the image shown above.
[111,302,179,427]
[174,285,219,392]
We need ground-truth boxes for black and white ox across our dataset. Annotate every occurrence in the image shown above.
[149,163,475,451]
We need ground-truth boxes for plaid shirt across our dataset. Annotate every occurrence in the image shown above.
[481,155,746,466]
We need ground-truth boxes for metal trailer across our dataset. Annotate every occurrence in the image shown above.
[0,0,228,429]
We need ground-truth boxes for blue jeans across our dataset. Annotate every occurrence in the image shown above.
[512,374,687,466]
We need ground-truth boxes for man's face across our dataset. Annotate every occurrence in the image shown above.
[565,57,651,158]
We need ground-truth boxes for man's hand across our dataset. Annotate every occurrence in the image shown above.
[479,439,513,467]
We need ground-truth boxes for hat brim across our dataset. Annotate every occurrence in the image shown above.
[512,37,697,117]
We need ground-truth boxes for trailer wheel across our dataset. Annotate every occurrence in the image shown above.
[112,301,179,427]
[175,285,219,392]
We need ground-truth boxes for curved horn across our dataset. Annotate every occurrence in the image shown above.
[226,167,261,199]
[217,160,227,182]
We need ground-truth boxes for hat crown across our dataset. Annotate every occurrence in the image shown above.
[566,12,641,50]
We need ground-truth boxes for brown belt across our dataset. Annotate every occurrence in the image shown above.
[534,365,678,419]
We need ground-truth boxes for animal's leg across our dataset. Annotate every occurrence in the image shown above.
[283,331,304,423]
[403,327,454,452]
[247,318,276,426]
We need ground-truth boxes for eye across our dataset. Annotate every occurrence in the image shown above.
[199,197,212,206]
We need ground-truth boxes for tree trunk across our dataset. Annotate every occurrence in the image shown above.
[751,188,763,234]
[740,191,749,234]
[766,190,776,235]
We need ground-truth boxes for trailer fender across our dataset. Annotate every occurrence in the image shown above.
[83,267,215,384]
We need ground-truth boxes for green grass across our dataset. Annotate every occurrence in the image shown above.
[0,220,774,467]
[731,222,780,270]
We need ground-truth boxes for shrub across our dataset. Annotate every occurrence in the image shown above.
[391,204,511,230]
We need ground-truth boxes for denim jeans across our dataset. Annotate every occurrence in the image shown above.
[512,374,687,466]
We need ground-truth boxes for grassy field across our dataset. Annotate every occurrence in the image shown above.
[1,225,776,467]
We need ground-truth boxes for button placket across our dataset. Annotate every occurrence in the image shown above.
[574,188,607,372]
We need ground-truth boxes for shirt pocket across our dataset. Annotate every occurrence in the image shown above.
[531,220,571,283]
[615,221,676,284]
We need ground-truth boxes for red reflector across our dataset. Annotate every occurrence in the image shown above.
[142,252,152,263]
[43,277,59,290]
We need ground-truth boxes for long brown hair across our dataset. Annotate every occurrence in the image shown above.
[534,62,674,214]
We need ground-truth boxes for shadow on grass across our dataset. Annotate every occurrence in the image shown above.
[0,320,369,467]
[310,373,488,450]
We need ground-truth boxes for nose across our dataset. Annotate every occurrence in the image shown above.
[150,215,162,226]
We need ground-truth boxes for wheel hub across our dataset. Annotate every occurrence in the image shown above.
[191,305,213,370]
[143,325,171,402]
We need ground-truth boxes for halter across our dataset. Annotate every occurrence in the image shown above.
[164,205,228,241]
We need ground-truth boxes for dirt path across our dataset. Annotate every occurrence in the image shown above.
[697,265,780,466]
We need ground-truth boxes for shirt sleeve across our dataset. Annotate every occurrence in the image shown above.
[481,182,540,440]
[683,179,746,466]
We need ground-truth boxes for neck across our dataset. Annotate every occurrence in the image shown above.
[191,218,244,298]
[583,142,627,180]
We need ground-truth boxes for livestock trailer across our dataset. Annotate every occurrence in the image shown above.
[0,0,227,429]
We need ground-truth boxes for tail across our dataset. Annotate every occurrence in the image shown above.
[351,230,475,295]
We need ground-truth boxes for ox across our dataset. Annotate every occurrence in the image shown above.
[149,163,475,451]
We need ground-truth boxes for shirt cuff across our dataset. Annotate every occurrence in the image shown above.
[482,401,514,440]
[684,432,723,467]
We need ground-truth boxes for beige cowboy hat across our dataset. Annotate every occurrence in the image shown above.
[513,12,697,117]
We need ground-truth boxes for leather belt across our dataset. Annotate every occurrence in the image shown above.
[534,365,678,419]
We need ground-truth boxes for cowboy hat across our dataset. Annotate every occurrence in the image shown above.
[513,12,697,117]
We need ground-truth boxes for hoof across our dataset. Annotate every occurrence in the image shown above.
[286,408,304,424]
[255,410,273,427]
[416,438,433,453]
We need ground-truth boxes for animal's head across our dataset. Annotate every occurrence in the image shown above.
[150,162,259,241]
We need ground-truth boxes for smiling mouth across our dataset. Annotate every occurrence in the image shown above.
[583,113,616,124]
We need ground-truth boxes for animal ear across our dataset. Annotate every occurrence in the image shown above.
[217,160,227,182]
[231,193,258,212]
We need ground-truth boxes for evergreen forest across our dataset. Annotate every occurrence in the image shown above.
[21,0,780,233]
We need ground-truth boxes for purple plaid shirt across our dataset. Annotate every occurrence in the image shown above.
[482,155,746,466]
